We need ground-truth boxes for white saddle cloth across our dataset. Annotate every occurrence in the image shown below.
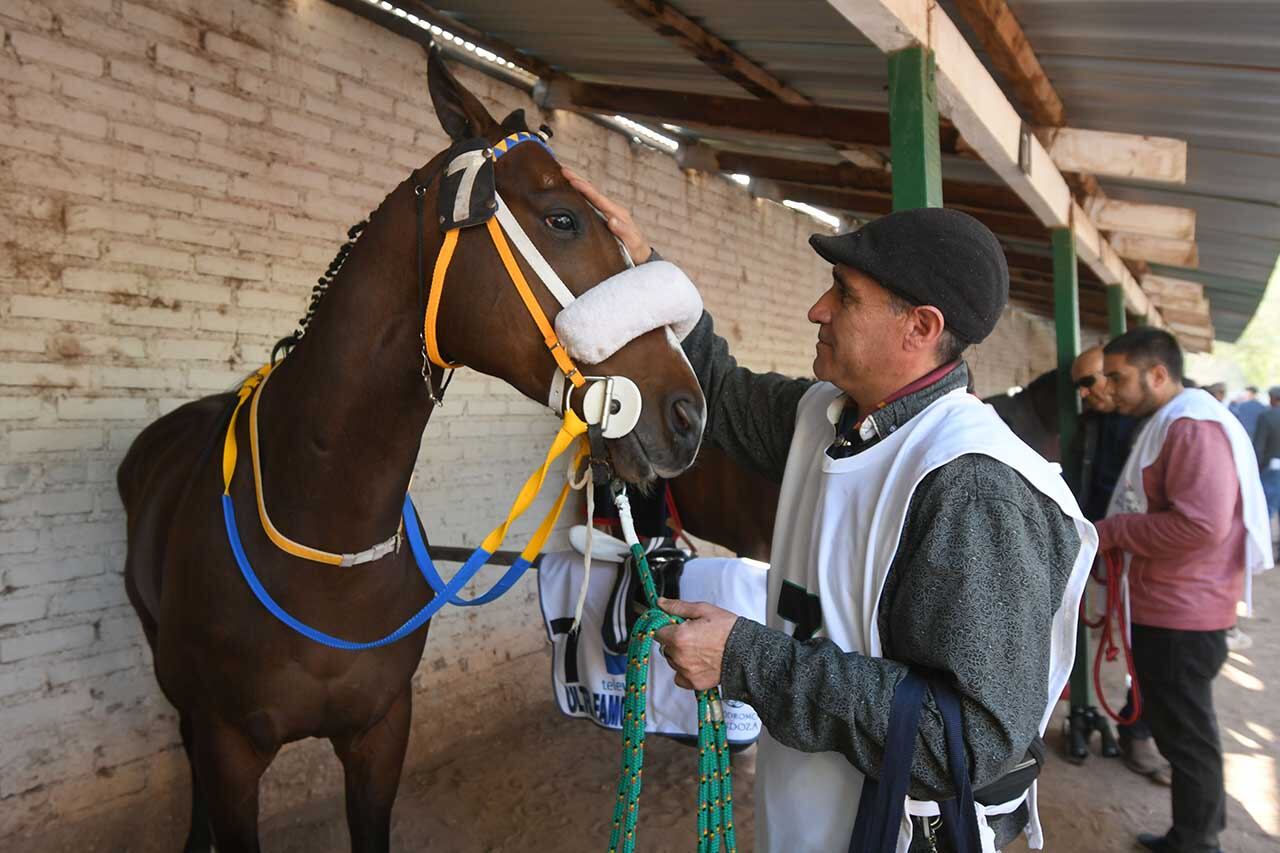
[538,548,767,744]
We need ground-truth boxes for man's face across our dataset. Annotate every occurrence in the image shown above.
[1071,350,1113,413]
[807,265,905,397]
[1103,353,1165,417]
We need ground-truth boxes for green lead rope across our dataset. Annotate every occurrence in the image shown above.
[606,538,736,853]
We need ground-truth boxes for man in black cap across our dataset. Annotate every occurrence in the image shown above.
[566,171,1093,853]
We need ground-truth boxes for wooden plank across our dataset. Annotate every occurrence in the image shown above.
[608,0,809,104]
[610,1,890,170]
[1141,273,1207,304]
[762,180,1051,241]
[534,78,963,151]
[1036,126,1188,184]
[1084,196,1196,240]
[952,0,1065,126]
[824,0,1164,327]
[686,145,1029,213]
[1159,305,1214,328]
[1108,232,1200,267]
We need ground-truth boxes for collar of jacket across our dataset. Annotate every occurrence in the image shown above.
[828,362,971,452]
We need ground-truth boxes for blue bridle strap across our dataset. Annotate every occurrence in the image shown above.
[490,130,555,162]
[221,493,535,650]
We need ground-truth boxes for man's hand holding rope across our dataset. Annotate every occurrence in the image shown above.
[653,597,739,691]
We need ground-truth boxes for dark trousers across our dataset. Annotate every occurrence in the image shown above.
[1118,687,1153,740]
[1131,624,1229,853]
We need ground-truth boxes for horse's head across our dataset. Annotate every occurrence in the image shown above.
[420,49,703,484]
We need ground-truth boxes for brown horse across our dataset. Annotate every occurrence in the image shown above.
[661,371,1065,562]
[983,368,1061,462]
[667,444,778,561]
[117,51,703,853]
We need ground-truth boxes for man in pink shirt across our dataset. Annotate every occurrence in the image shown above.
[1095,328,1239,853]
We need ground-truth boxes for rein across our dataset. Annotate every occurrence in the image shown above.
[607,484,736,853]
[217,131,642,646]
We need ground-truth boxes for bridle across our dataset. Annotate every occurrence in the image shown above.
[221,130,661,573]
[215,130,701,648]
[414,130,643,442]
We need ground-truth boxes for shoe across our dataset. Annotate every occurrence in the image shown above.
[1149,763,1172,786]
[1226,625,1252,651]
[1135,832,1222,852]
[1121,732,1171,781]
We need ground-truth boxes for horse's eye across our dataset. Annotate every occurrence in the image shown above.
[544,211,577,232]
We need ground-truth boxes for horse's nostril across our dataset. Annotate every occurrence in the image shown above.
[668,395,702,439]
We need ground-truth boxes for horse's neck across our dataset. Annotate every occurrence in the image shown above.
[252,194,436,550]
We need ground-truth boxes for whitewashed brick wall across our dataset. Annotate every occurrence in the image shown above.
[0,0,1059,841]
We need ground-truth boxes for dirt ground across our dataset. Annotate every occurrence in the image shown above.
[16,574,1278,852]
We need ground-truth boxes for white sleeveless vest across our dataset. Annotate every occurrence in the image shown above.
[1107,387,1274,615]
[757,384,1097,853]
[538,551,768,743]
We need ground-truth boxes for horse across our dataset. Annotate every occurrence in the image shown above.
[666,444,777,561]
[651,369,1065,563]
[982,368,1062,462]
[116,49,704,853]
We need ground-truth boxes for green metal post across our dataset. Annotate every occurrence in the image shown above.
[1106,285,1127,337]
[1053,229,1094,712]
[887,46,942,210]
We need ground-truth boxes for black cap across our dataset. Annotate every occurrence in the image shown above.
[809,208,1009,344]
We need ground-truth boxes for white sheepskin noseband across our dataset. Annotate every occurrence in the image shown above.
[553,261,702,365]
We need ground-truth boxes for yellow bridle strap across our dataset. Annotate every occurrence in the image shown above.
[484,217,586,388]
[247,366,349,565]
[517,441,589,564]
[479,409,588,555]
[221,364,590,569]
[425,227,463,370]
[222,364,272,495]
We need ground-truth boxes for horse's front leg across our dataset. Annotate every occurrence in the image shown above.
[331,688,413,853]
[190,712,279,853]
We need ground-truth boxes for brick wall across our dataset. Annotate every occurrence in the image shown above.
[0,0,1059,840]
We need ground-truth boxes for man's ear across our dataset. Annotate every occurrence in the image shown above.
[905,305,946,354]
[1150,362,1171,388]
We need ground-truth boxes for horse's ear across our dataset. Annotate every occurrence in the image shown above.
[500,108,530,134]
[427,45,498,141]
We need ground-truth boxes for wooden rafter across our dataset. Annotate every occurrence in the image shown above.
[609,0,809,105]
[953,0,1065,127]
[682,144,1028,213]
[535,79,962,152]
[750,179,1050,242]
[825,0,1162,327]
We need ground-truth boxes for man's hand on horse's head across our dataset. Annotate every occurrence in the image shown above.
[654,598,738,692]
[562,167,653,264]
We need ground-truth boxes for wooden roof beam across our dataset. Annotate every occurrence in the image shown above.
[1037,127,1188,185]
[609,0,809,104]
[535,78,963,152]
[825,0,1163,327]
[680,144,1027,213]
[953,0,1065,127]
[953,0,1187,186]
[609,1,889,169]
[750,179,1051,242]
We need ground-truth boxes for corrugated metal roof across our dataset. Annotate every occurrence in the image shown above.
[434,0,1277,340]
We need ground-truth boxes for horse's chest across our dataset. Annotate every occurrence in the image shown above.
[279,644,422,738]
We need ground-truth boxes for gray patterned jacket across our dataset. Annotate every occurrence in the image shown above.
[680,312,1080,851]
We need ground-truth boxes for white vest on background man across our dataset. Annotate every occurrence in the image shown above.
[1107,387,1274,615]
[756,384,1097,853]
